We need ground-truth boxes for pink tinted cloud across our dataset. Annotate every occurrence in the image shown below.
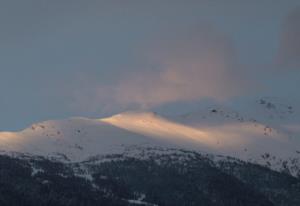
[276,7,300,68]
[72,24,251,112]
[111,25,248,108]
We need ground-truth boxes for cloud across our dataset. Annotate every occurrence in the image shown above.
[276,7,300,68]
[114,25,251,108]
[72,24,251,112]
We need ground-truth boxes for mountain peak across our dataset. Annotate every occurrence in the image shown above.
[0,102,300,176]
[102,111,159,120]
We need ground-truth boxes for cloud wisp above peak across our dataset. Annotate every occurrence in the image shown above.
[73,24,252,112]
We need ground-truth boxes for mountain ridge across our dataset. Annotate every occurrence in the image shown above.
[0,98,299,176]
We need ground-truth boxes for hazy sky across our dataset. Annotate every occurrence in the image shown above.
[1,0,300,130]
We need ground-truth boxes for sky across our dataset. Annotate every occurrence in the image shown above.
[0,0,300,130]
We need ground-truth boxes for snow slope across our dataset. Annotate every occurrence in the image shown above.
[0,112,219,161]
[0,117,175,161]
[101,111,300,174]
[0,98,299,175]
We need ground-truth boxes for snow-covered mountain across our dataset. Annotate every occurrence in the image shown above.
[0,97,299,176]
